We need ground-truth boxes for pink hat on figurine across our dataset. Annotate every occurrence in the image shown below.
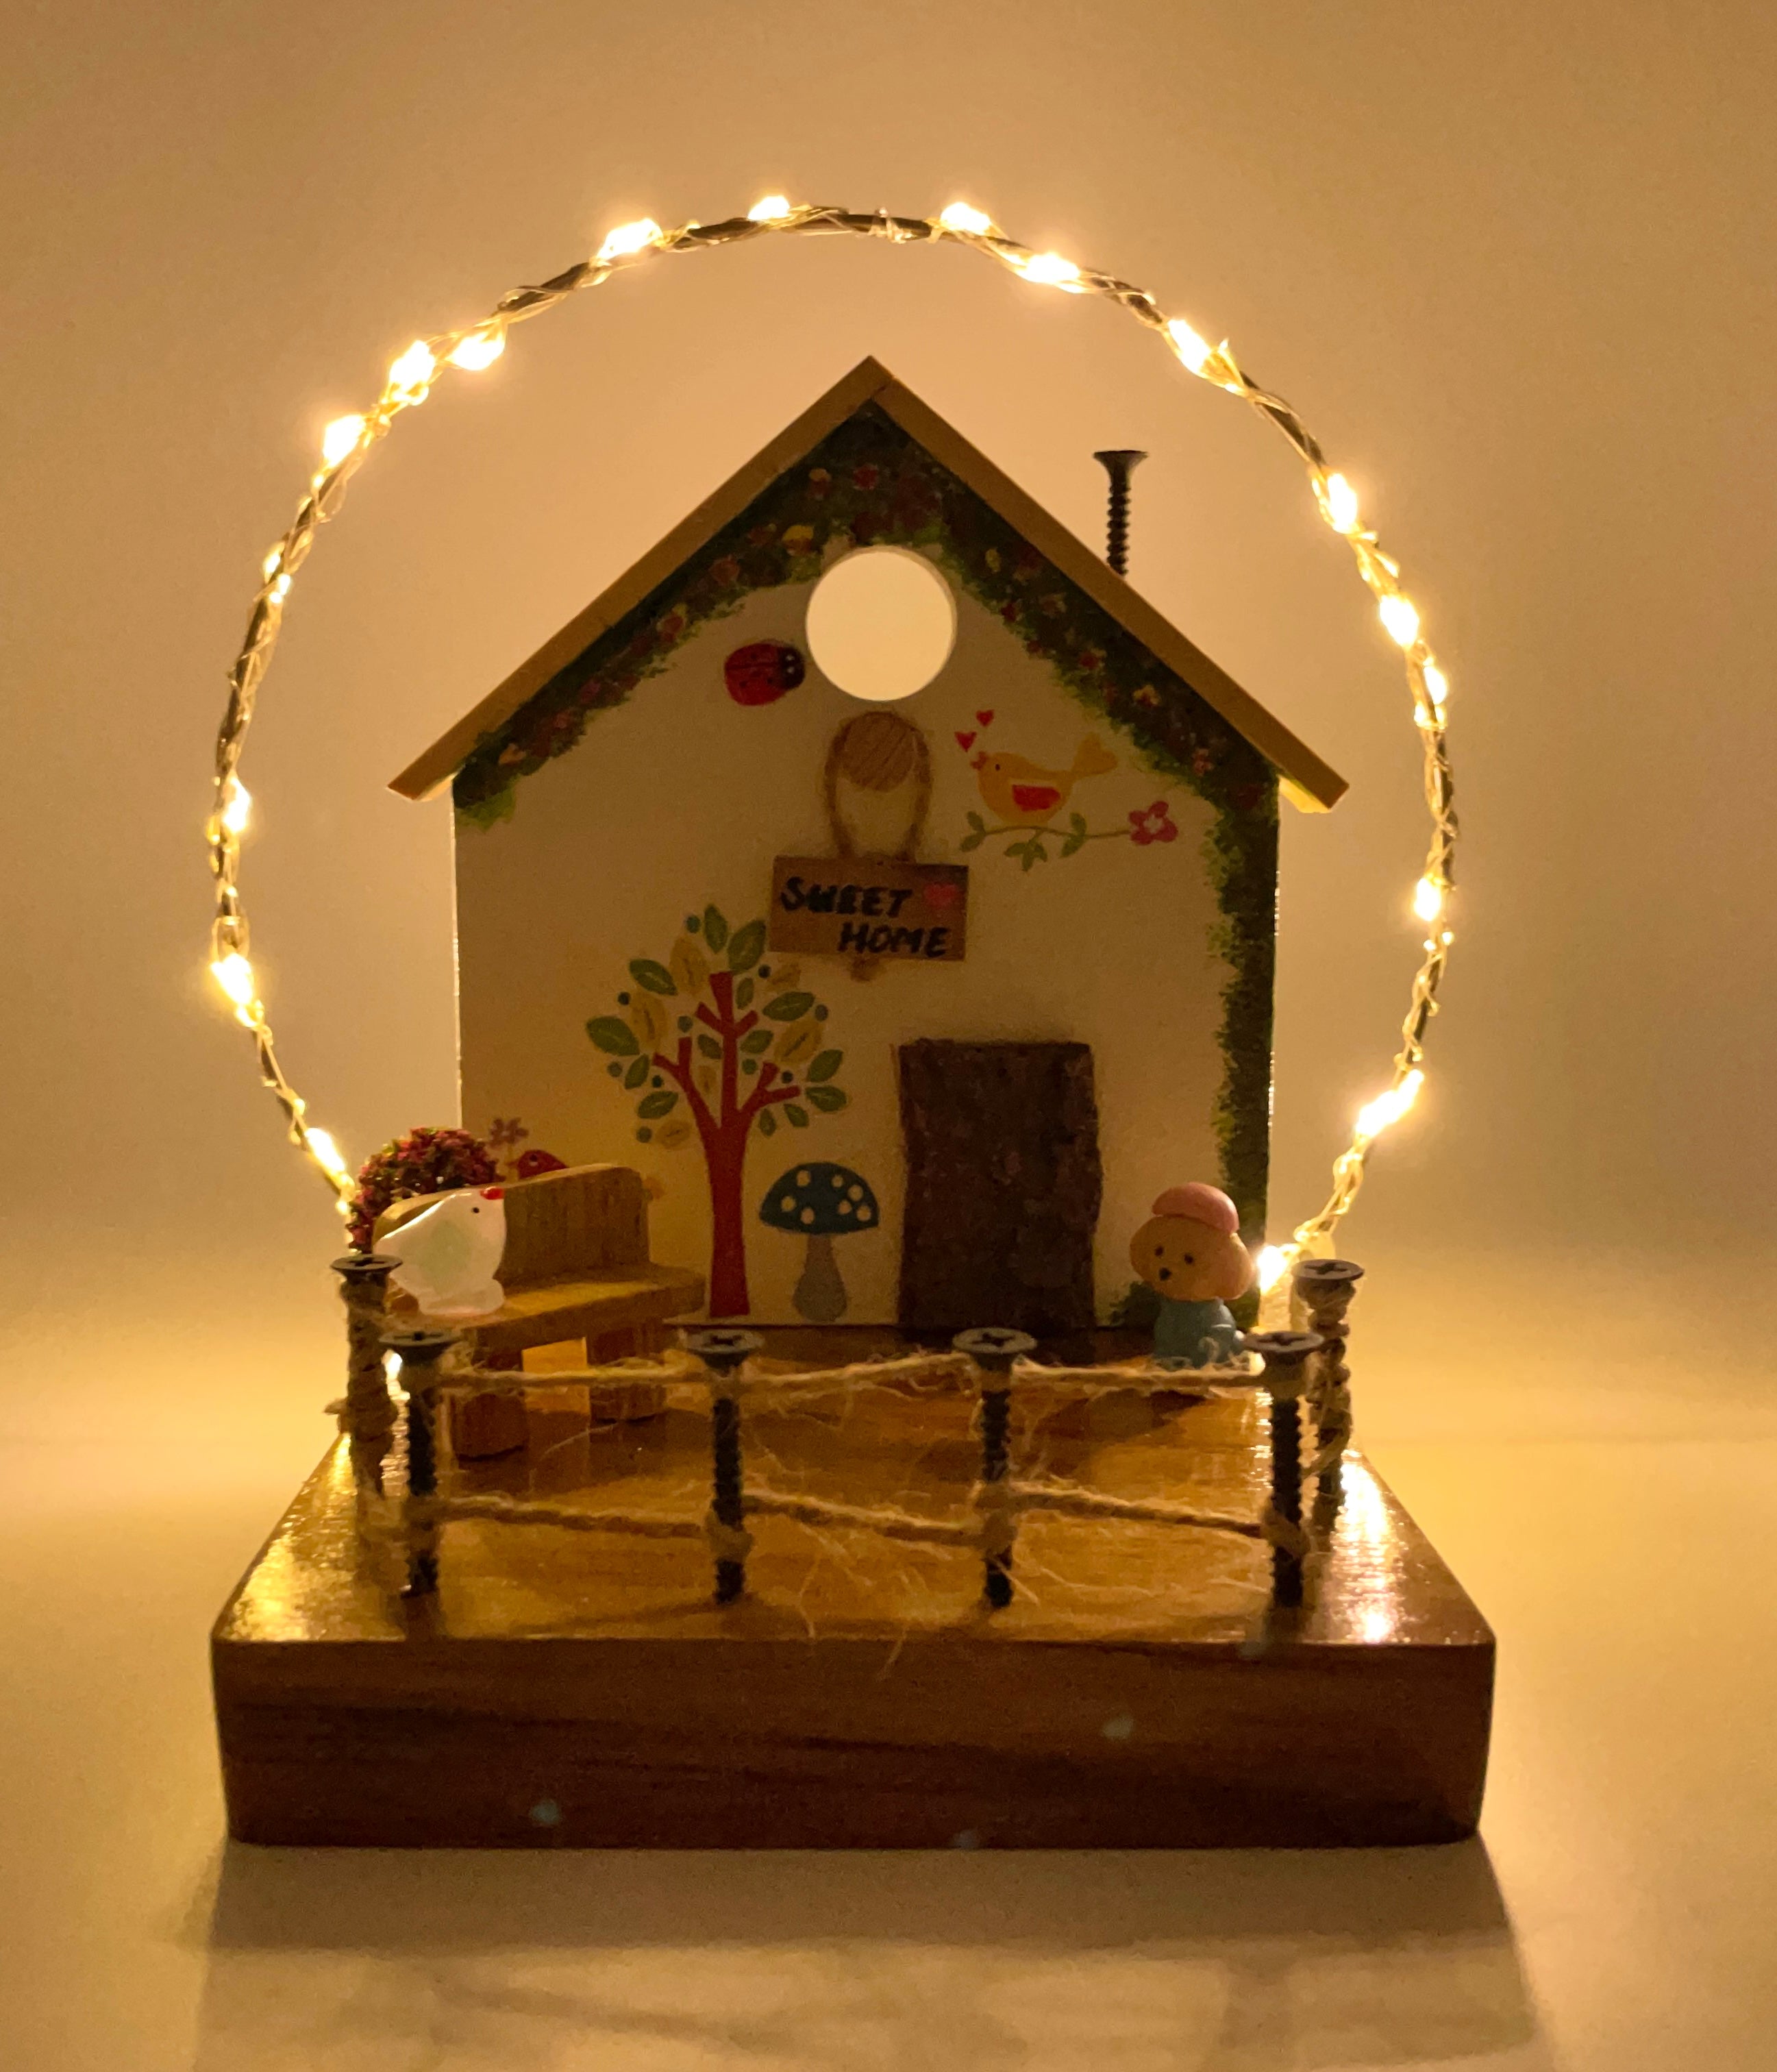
[1150,1183,1240,1233]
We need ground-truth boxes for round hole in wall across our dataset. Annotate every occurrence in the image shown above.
[804,545,956,702]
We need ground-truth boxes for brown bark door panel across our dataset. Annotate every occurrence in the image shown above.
[897,1040,1102,1335]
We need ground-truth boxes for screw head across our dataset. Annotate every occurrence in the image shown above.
[954,1327,1038,1372]
[1241,1329,1324,1368]
[331,1250,401,1279]
[1092,448,1149,473]
[1293,1258,1365,1290]
[682,1327,764,1372]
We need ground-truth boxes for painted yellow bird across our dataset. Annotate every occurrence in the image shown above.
[971,734,1117,825]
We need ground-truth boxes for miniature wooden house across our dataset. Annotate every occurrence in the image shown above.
[393,358,1345,1336]
[214,364,1499,1857]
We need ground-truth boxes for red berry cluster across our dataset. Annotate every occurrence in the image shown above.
[345,1126,499,1251]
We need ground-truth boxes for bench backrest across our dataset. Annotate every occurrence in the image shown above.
[373,1163,650,1287]
[501,1163,649,1285]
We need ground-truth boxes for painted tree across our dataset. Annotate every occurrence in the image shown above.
[586,904,849,1317]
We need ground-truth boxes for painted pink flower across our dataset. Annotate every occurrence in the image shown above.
[1129,800,1178,846]
[852,463,880,489]
[1191,746,1215,776]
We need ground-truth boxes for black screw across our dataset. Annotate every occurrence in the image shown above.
[1241,1330,1324,1610]
[684,1329,762,1603]
[382,1325,458,1599]
[956,1329,1034,1609]
[1093,449,1147,576]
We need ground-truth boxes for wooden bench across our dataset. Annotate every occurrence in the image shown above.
[377,1162,704,1453]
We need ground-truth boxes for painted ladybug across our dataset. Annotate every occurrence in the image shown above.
[724,640,805,706]
[513,1148,569,1179]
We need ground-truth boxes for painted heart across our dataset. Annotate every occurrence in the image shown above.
[975,708,995,728]
[954,730,976,752]
[925,881,960,908]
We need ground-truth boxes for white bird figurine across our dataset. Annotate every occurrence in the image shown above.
[381,1185,508,1321]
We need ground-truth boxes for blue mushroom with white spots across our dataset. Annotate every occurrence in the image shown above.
[760,1162,879,1322]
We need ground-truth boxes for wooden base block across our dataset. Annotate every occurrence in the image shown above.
[213,1377,1493,1849]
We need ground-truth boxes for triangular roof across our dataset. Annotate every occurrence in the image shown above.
[390,356,1345,811]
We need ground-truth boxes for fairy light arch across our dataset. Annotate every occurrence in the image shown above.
[203,197,1458,1289]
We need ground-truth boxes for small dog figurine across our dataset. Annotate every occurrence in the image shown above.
[1128,1183,1254,1368]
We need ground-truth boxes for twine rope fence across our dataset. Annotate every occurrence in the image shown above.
[208,196,1458,1281]
[361,1324,1332,1606]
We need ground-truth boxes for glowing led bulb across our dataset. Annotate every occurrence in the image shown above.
[1255,1244,1290,1295]
[1017,251,1084,290]
[321,415,365,467]
[597,217,662,262]
[210,952,256,1007]
[1421,660,1448,712]
[446,328,505,372]
[269,574,291,604]
[1355,1068,1425,1141]
[1324,473,1360,534]
[1413,876,1444,922]
[305,1128,350,1182]
[1378,594,1421,648]
[388,340,436,395]
[261,547,284,581]
[939,201,993,234]
[1165,318,1213,373]
[220,778,251,836]
[747,195,793,222]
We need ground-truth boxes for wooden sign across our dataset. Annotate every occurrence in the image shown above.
[769,856,968,962]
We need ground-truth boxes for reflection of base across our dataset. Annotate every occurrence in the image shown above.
[212,1378,1493,1850]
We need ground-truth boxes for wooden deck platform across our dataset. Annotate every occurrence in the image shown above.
[212,1353,1493,1849]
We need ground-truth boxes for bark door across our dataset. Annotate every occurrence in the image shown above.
[897,1040,1102,1335]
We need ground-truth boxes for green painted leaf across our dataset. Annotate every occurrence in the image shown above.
[757,1107,778,1137]
[806,1085,847,1113]
[586,1016,640,1056]
[701,906,729,952]
[636,1089,680,1120]
[784,1103,810,1128]
[1060,828,1087,858]
[725,918,767,974]
[966,811,985,832]
[763,991,815,1022]
[1069,811,1087,835]
[458,786,518,832]
[696,1033,723,1061]
[958,830,986,853]
[628,959,677,996]
[806,1049,843,1083]
[624,1054,651,1088]
[736,977,755,1009]
[740,1027,773,1054]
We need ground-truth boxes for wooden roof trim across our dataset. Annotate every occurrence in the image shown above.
[389,357,901,800]
[390,355,1345,811]
[869,382,1345,811]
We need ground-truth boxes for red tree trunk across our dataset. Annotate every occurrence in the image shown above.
[702,1123,751,1318]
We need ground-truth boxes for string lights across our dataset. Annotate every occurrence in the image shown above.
[205,197,1458,1268]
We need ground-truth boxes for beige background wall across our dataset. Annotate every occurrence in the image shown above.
[3,1,1773,1429]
